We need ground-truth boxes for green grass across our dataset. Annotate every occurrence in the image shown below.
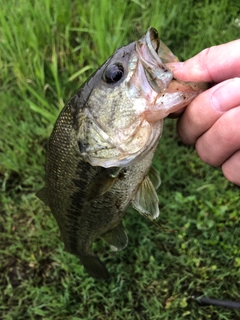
[1,0,240,319]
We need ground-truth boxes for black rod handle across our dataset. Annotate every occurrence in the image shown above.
[193,296,240,310]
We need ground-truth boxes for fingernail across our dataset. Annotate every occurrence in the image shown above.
[211,79,238,112]
[167,62,184,71]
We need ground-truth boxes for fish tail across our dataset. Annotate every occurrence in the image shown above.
[80,254,111,280]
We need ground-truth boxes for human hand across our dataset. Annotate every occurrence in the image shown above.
[167,40,240,185]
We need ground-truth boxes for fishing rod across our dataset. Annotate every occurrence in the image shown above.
[193,295,240,310]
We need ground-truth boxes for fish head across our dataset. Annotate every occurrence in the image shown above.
[72,27,206,168]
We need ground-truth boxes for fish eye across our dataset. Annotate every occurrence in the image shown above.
[104,63,124,83]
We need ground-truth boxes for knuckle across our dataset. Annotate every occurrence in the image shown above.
[222,151,240,186]
[220,109,240,146]
[195,139,215,166]
[198,47,217,83]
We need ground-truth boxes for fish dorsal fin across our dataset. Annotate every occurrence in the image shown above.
[131,175,160,219]
[36,186,49,206]
[149,165,161,189]
[86,168,121,200]
[101,223,128,251]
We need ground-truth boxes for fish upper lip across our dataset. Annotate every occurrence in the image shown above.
[136,27,174,93]
[146,28,179,64]
[144,28,162,65]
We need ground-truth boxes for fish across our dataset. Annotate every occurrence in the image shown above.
[37,27,206,279]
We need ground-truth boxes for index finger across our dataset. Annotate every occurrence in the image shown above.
[167,40,240,83]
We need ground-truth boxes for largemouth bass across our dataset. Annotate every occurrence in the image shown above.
[37,28,206,279]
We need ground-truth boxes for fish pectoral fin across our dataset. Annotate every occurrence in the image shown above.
[36,186,49,206]
[80,254,110,280]
[131,175,160,219]
[101,223,128,251]
[149,165,161,189]
[86,168,121,200]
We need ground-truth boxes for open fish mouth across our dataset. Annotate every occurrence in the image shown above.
[135,27,207,121]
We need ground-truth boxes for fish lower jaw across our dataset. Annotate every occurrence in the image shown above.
[143,88,204,122]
